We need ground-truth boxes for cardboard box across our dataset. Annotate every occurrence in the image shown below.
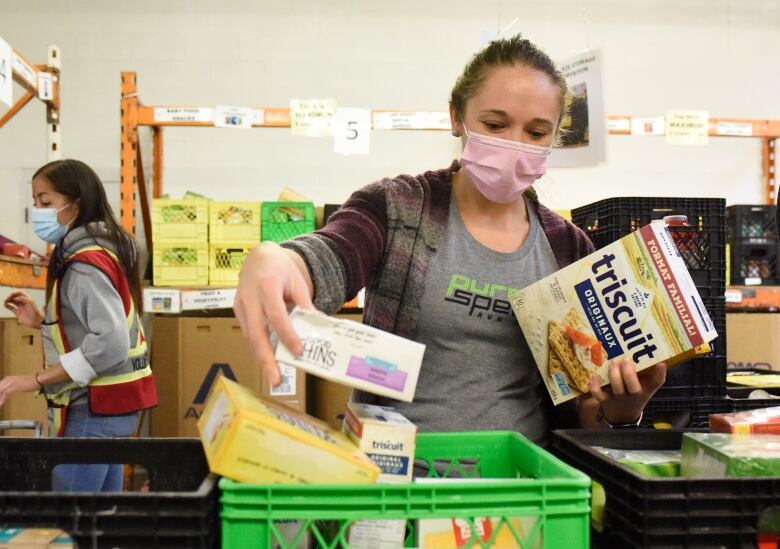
[0,320,47,437]
[276,308,425,402]
[308,376,353,430]
[727,313,780,371]
[710,406,780,435]
[197,376,380,484]
[143,287,237,314]
[681,432,780,478]
[150,316,304,437]
[344,403,416,483]
[511,221,717,405]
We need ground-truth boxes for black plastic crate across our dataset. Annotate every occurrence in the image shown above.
[571,197,726,297]
[654,297,727,399]
[641,397,732,428]
[322,203,342,226]
[730,241,780,286]
[0,438,218,548]
[729,397,780,412]
[727,204,779,244]
[551,429,780,549]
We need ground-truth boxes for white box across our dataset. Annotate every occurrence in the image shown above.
[344,403,416,483]
[275,308,425,402]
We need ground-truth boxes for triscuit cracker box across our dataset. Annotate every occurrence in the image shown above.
[344,403,417,483]
[275,307,425,402]
[197,376,380,484]
[511,221,718,405]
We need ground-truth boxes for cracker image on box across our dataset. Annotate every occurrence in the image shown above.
[511,221,718,405]
[275,307,425,402]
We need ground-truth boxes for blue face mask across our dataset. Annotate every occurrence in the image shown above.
[31,203,74,244]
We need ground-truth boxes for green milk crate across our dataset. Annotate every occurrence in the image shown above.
[219,431,591,548]
[260,201,315,243]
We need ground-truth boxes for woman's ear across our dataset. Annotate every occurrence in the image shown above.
[449,103,461,137]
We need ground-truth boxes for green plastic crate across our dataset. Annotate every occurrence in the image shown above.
[219,431,591,548]
[261,202,315,243]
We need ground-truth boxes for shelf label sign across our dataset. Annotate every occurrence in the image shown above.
[12,52,36,88]
[290,98,337,137]
[666,110,709,145]
[715,122,753,137]
[334,107,371,155]
[37,72,53,100]
[154,107,214,123]
[214,105,252,129]
[0,36,12,107]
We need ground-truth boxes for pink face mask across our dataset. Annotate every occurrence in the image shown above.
[460,128,551,204]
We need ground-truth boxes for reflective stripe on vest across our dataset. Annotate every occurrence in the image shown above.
[45,246,156,413]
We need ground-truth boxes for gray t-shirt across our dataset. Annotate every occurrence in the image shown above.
[391,194,560,444]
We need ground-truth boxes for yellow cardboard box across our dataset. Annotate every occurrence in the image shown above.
[197,376,379,484]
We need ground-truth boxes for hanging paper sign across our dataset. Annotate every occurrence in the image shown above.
[290,98,337,137]
[0,36,11,107]
[715,122,753,137]
[666,110,709,145]
[333,107,371,155]
[154,107,215,123]
[37,72,53,100]
[630,117,665,136]
[214,105,252,129]
[12,52,36,88]
[549,50,606,168]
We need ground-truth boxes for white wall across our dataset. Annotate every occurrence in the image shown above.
[1,0,779,246]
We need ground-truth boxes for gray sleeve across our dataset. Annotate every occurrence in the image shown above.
[281,234,347,315]
[60,263,131,379]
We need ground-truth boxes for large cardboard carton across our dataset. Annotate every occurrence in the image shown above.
[0,320,47,437]
[727,313,780,371]
[197,376,380,484]
[512,221,717,405]
[308,376,353,430]
[150,316,305,437]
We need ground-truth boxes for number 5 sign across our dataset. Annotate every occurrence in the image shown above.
[0,36,12,107]
[334,107,371,155]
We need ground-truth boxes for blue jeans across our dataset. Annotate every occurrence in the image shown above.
[51,405,139,492]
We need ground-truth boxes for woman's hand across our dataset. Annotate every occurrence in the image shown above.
[4,291,44,329]
[0,375,40,408]
[233,242,315,386]
[580,358,667,428]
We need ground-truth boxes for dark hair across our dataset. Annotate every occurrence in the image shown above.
[35,159,142,311]
[449,34,568,133]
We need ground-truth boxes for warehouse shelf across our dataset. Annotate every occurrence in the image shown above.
[119,71,780,237]
[0,42,60,289]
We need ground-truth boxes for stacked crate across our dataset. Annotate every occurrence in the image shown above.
[260,201,316,243]
[726,205,779,285]
[152,199,209,286]
[571,197,727,427]
[208,202,262,286]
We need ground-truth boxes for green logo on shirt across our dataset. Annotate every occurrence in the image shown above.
[444,274,520,321]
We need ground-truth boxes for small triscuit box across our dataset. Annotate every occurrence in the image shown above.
[197,376,379,484]
[681,432,780,478]
[275,307,425,402]
[511,221,717,405]
[344,403,417,483]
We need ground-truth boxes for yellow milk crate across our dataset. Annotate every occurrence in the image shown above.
[209,244,253,286]
[152,199,209,243]
[153,242,209,286]
[209,201,262,244]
